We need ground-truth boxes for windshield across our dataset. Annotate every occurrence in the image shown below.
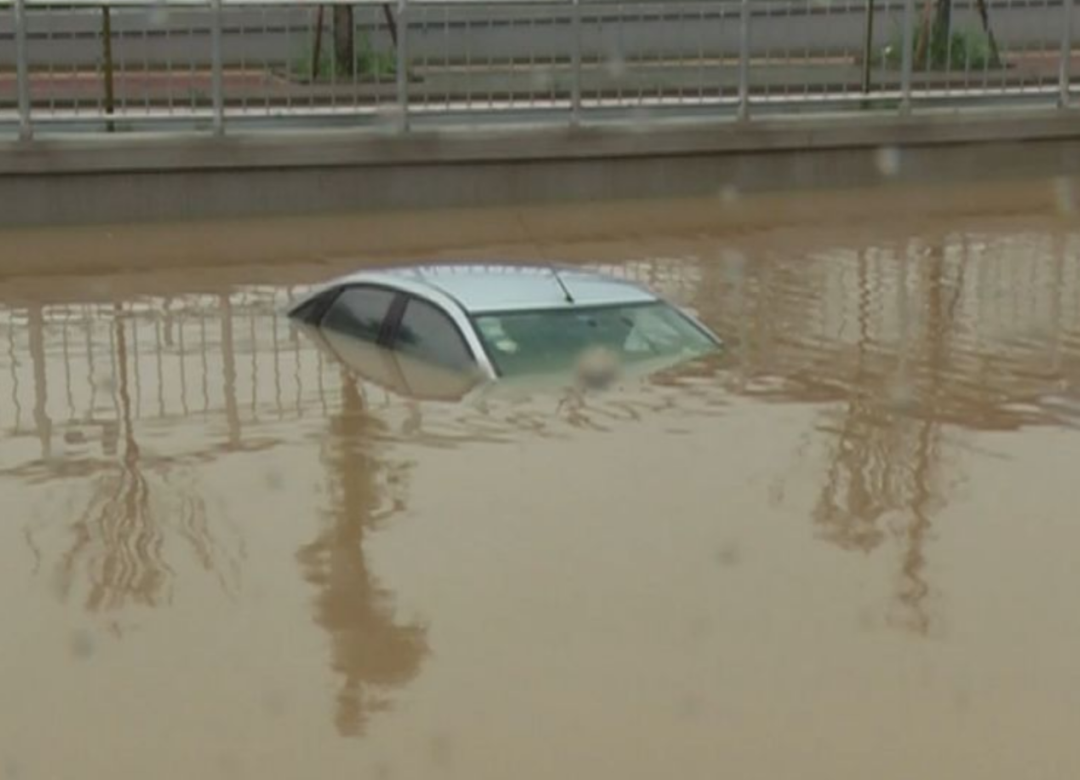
[473,302,718,378]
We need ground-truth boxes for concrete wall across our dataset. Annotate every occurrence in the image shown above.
[2,109,1080,228]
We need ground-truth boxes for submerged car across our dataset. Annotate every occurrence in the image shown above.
[288,264,722,400]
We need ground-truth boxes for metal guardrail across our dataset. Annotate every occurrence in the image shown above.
[0,0,1076,138]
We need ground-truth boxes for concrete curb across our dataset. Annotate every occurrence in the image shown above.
[3,107,1080,176]
[1,107,1079,227]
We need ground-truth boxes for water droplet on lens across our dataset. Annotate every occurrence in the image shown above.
[687,616,711,642]
[87,279,113,298]
[1052,176,1076,216]
[953,685,972,713]
[261,687,288,718]
[216,751,242,776]
[4,757,21,780]
[677,693,704,721]
[855,605,878,632]
[93,373,117,395]
[720,250,746,285]
[530,68,554,92]
[715,541,741,568]
[374,104,406,128]
[70,628,95,660]
[605,51,628,80]
[427,732,454,769]
[576,347,620,390]
[874,146,902,177]
[264,469,284,491]
[886,380,916,411]
[718,184,741,205]
[627,105,654,131]
[149,3,169,27]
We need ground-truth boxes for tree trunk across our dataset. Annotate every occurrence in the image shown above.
[929,0,952,69]
[312,5,324,79]
[973,0,1002,67]
[933,0,951,31]
[333,5,355,78]
[913,0,935,68]
[381,3,398,48]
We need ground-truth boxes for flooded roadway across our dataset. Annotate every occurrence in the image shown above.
[2,180,1080,779]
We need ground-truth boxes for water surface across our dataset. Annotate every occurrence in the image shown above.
[2,186,1080,779]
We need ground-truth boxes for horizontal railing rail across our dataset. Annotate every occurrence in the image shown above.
[1,0,1076,139]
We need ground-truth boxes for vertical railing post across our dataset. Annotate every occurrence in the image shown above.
[211,0,224,135]
[861,0,876,95]
[396,0,409,132]
[14,0,32,140]
[570,0,582,125]
[737,0,750,121]
[102,5,116,132]
[1059,0,1074,108]
[899,0,915,115]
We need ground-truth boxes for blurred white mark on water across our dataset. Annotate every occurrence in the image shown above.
[605,50,628,80]
[718,183,741,205]
[69,628,95,660]
[1052,176,1076,216]
[627,105,655,132]
[874,146,902,178]
[720,249,746,285]
[148,0,169,27]
[886,378,917,412]
[373,103,406,130]
[530,68,554,93]
[3,757,20,780]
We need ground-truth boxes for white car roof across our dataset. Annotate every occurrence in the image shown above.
[325,264,658,314]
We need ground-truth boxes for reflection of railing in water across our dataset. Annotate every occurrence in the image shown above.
[4,238,1080,637]
[4,244,1080,445]
[0,286,331,617]
[1,285,335,451]
[705,233,1080,419]
[52,310,243,612]
[712,232,1080,633]
[0,287,432,732]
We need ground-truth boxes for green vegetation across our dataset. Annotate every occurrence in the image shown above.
[882,22,1001,71]
[290,34,396,83]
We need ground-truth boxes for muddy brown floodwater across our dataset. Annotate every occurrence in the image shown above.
[2,180,1080,779]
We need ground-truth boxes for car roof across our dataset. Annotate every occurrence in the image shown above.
[327,263,658,314]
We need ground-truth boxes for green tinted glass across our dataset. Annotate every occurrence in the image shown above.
[474,302,717,377]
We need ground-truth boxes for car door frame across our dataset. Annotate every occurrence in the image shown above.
[381,291,478,365]
[350,274,497,379]
[292,275,498,384]
[292,283,412,396]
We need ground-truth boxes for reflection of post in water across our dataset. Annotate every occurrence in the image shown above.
[7,317,23,431]
[55,305,235,612]
[220,293,242,449]
[813,250,913,553]
[29,304,53,459]
[813,244,962,634]
[296,368,427,737]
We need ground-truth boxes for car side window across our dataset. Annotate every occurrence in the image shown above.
[321,286,396,343]
[394,298,475,371]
